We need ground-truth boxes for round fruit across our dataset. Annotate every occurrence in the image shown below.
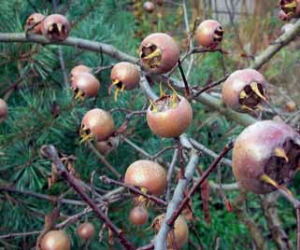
[153,214,188,249]
[80,109,115,142]
[139,33,180,74]
[0,98,8,124]
[279,0,300,20]
[124,160,167,195]
[146,95,193,138]
[129,206,149,226]
[221,68,267,113]
[71,73,100,99]
[77,222,95,240]
[70,65,92,79]
[232,120,300,194]
[143,1,155,13]
[110,62,140,91]
[25,13,45,34]
[40,230,70,250]
[284,100,297,112]
[196,19,223,48]
[42,14,70,41]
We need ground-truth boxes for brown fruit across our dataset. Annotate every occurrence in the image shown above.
[153,214,189,249]
[42,14,70,41]
[196,19,223,48]
[40,230,70,250]
[0,99,8,123]
[129,206,149,226]
[77,222,95,240]
[110,62,140,95]
[232,120,300,194]
[143,2,155,13]
[146,95,193,138]
[139,33,180,74]
[70,65,92,79]
[284,100,297,112]
[25,13,45,34]
[80,109,115,142]
[221,68,267,113]
[124,160,167,195]
[71,73,100,99]
[279,0,300,20]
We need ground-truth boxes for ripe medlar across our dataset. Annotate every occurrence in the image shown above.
[143,1,155,13]
[139,32,180,74]
[71,72,100,100]
[221,68,267,113]
[129,206,149,226]
[42,14,70,41]
[196,19,223,48]
[25,13,45,34]
[124,160,167,196]
[70,65,92,79]
[40,230,70,250]
[146,95,193,138]
[279,0,300,20]
[80,109,115,142]
[77,222,95,240]
[232,120,300,194]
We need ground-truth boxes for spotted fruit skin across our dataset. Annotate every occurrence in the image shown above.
[25,13,45,34]
[232,120,300,194]
[196,19,223,48]
[40,230,70,250]
[124,160,167,196]
[71,73,100,98]
[110,62,140,90]
[0,98,8,123]
[221,68,267,112]
[146,95,193,138]
[139,33,180,74]
[81,109,115,141]
[42,14,70,41]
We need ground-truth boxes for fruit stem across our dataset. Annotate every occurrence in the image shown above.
[177,59,190,97]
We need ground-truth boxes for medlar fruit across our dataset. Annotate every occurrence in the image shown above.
[40,230,70,250]
[70,65,92,79]
[221,68,267,113]
[71,72,100,100]
[139,32,180,74]
[146,95,193,138]
[42,14,70,41]
[25,13,45,34]
[0,98,8,124]
[279,0,300,20]
[196,19,223,48]
[232,120,300,194]
[77,222,95,240]
[129,206,149,226]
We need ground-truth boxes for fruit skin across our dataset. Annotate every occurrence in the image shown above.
[221,68,267,112]
[124,160,167,195]
[25,13,45,34]
[0,98,8,123]
[153,214,188,249]
[80,109,115,141]
[146,95,193,138]
[129,206,149,226]
[139,33,180,74]
[76,222,95,240]
[71,72,100,98]
[232,120,300,194]
[110,62,140,90]
[143,1,155,13]
[40,230,70,250]
[196,19,223,48]
[42,14,70,41]
[279,0,300,20]
[70,65,92,79]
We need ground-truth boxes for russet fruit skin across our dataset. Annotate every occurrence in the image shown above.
[42,14,70,41]
[129,206,149,226]
[153,214,188,249]
[80,109,115,141]
[146,95,193,138]
[232,120,300,194]
[40,230,70,250]
[70,65,92,79]
[124,160,167,196]
[196,19,223,48]
[76,222,95,240]
[139,33,180,74]
[25,13,45,34]
[221,68,267,112]
[0,98,8,123]
[110,62,140,90]
[71,72,100,98]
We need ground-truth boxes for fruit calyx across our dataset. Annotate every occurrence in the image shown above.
[140,43,162,70]
[280,0,297,18]
[150,94,180,113]
[238,81,267,111]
